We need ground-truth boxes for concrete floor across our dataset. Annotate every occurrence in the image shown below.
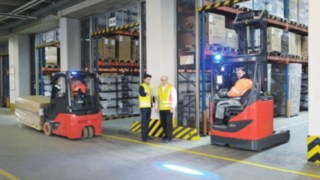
[0,109,319,180]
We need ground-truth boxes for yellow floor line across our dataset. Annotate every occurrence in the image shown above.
[103,134,320,179]
[0,168,19,180]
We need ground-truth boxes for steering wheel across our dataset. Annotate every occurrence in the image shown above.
[217,88,228,98]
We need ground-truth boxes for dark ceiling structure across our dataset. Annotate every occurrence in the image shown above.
[0,0,84,32]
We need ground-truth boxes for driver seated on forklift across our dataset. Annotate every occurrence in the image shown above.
[215,67,252,124]
[71,78,87,102]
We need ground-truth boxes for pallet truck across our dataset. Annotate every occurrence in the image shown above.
[209,10,290,151]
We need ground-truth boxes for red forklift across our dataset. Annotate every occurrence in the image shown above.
[209,10,290,151]
[17,71,102,139]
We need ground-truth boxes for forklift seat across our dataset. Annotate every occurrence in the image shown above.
[224,89,251,117]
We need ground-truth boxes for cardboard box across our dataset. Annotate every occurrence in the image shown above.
[131,39,139,60]
[15,96,50,114]
[207,13,225,45]
[179,13,225,46]
[225,29,238,49]
[179,16,196,46]
[103,38,116,59]
[117,35,131,61]
[267,27,282,52]
[301,36,308,58]
[93,38,105,59]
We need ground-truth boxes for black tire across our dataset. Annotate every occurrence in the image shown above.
[87,126,94,138]
[82,127,89,139]
[43,122,52,136]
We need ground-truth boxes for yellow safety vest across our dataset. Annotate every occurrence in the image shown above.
[139,83,152,108]
[158,84,172,110]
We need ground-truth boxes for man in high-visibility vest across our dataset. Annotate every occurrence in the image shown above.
[139,73,153,142]
[156,75,177,143]
[215,67,252,123]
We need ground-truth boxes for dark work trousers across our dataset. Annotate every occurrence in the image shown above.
[140,108,151,141]
[160,110,173,140]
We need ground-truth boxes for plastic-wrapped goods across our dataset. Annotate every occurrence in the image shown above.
[295,34,302,57]
[101,108,117,116]
[271,64,302,116]
[275,0,284,18]
[281,30,289,56]
[300,73,308,110]
[225,29,239,49]
[271,64,286,116]
[301,36,308,58]
[289,0,298,22]
[288,32,301,56]
[288,32,296,55]
[267,27,282,52]
[288,63,302,116]
[298,0,308,25]
[237,0,284,18]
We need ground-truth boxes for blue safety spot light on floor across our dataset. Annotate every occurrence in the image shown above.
[155,162,221,179]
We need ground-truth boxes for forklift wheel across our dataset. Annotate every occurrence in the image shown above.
[87,127,94,138]
[82,127,89,139]
[43,122,52,136]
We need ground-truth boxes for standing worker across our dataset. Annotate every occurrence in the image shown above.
[157,75,177,143]
[139,73,153,142]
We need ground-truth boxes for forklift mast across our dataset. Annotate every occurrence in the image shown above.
[233,10,268,56]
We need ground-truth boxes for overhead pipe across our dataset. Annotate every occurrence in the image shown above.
[0,0,84,32]
[0,13,37,20]
[0,0,47,22]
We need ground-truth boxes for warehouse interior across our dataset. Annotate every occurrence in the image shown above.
[0,0,320,179]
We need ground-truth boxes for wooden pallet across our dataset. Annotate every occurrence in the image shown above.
[268,51,281,56]
[103,113,139,120]
[238,7,250,12]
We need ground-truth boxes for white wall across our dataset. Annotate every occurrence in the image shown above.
[8,35,30,103]
[309,0,320,136]
[60,17,81,71]
[146,0,176,119]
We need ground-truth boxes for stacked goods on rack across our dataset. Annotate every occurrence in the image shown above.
[300,68,308,110]
[131,39,139,61]
[43,75,52,97]
[271,63,301,117]
[15,96,50,130]
[287,63,302,116]
[96,35,139,63]
[289,0,298,22]
[267,27,282,53]
[238,0,284,18]
[117,36,131,62]
[298,0,308,26]
[98,74,118,117]
[98,73,140,118]
[301,36,308,59]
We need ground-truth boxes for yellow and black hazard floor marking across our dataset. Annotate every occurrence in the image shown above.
[198,0,249,12]
[130,119,200,141]
[91,22,139,36]
[308,136,320,163]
